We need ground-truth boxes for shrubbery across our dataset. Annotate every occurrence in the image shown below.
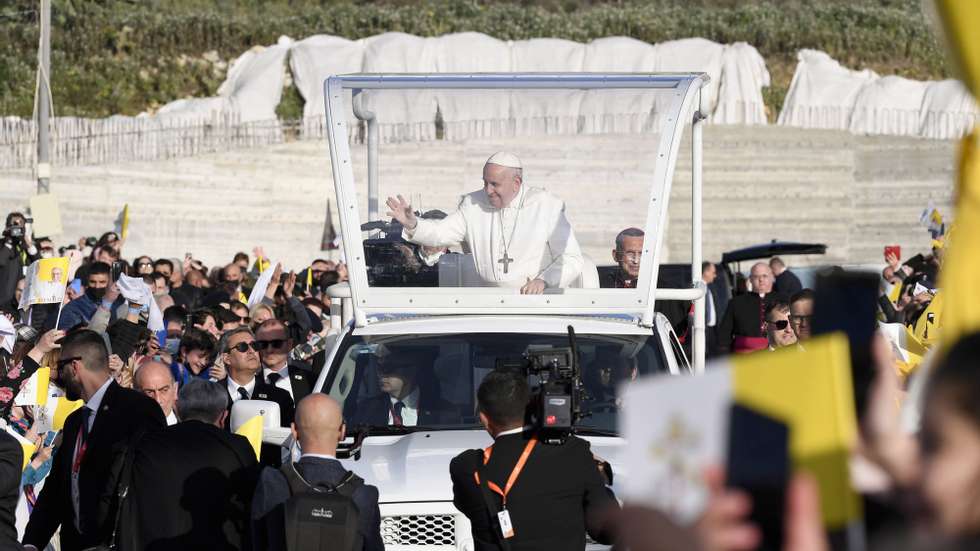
[0,0,948,119]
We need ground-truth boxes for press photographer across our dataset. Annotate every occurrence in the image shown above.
[449,369,619,551]
[0,211,39,309]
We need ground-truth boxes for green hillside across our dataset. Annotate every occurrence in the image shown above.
[0,0,950,121]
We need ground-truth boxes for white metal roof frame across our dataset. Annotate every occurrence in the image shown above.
[323,73,709,372]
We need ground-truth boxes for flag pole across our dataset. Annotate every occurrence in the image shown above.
[53,298,64,329]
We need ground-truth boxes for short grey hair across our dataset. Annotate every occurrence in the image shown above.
[615,227,645,250]
[176,379,229,424]
[217,326,254,355]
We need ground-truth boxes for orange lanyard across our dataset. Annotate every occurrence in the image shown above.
[474,438,538,507]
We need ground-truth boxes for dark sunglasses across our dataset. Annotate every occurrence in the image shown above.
[230,341,258,353]
[255,339,287,350]
[239,316,250,324]
[768,319,790,330]
[57,356,82,369]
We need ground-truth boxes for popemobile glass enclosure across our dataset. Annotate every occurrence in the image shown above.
[324,73,710,371]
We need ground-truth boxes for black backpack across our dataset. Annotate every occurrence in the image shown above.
[279,461,364,551]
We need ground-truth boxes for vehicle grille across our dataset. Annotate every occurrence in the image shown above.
[381,514,456,547]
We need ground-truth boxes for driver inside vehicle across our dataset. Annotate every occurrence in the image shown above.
[351,350,457,427]
[584,350,639,412]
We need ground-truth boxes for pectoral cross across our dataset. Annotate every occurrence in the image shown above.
[498,252,514,274]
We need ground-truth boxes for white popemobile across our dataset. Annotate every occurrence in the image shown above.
[238,73,710,550]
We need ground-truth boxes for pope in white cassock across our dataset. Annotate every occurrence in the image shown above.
[386,152,584,295]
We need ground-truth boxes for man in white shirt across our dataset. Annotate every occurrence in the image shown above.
[134,359,179,425]
[387,151,585,294]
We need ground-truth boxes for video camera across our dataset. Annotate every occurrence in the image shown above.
[360,218,438,287]
[495,326,587,445]
[2,216,31,244]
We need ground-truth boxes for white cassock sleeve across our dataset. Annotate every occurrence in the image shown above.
[402,208,467,248]
[538,201,584,289]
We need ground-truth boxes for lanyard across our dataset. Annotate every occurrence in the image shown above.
[474,438,537,507]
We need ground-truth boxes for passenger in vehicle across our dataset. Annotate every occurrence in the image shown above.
[601,228,644,289]
[352,352,456,427]
[387,151,584,294]
[585,351,639,411]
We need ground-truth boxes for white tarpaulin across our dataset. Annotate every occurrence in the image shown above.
[289,34,367,136]
[218,36,293,123]
[778,49,977,139]
[510,38,587,135]
[580,37,661,133]
[777,49,878,130]
[848,75,928,137]
[714,42,771,125]
[919,79,979,140]
[360,32,439,142]
[432,32,513,140]
[654,38,725,114]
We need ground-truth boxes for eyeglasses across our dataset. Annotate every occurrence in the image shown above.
[790,314,812,325]
[238,316,250,324]
[617,251,642,262]
[768,319,790,330]
[56,356,81,369]
[255,339,287,350]
[229,341,258,353]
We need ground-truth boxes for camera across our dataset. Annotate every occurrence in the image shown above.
[496,326,587,444]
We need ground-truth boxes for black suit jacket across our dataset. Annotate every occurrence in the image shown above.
[116,420,260,551]
[716,292,786,353]
[450,432,618,551]
[774,270,803,297]
[23,381,166,551]
[351,392,458,426]
[250,456,383,551]
[0,431,22,550]
[263,362,313,406]
[221,377,294,467]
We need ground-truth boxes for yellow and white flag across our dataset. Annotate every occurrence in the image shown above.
[4,426,35,470]
[622,333,860,529]
[14,367,50,407]
[18,257,70,310]
[235,415,264,460]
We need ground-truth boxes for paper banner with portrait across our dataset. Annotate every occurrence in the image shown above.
[18,257,70,310]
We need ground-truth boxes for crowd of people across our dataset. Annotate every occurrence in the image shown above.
[0,198,975,551]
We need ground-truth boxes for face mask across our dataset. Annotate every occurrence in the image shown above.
[153,291,168,299]
[86,287,107,301]
[164,338,180,355]
[40,250,54,259]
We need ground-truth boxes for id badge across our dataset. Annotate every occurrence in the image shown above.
[497,509,515,539]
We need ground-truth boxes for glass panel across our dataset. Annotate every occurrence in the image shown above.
[324,332,669,434]
[341,86,681,293]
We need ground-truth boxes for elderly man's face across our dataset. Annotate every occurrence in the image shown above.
[483,164,521,209]
[137,363,177,417]
[50,267,63,283]
[767,309,797,348]
[749,264,774,295]
[613,236,644,279]
[790,299,814,341]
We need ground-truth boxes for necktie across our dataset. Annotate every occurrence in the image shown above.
[392,401,405,426]
[237,387,250,401]
[72,407,92,531]
[267,372,281,385]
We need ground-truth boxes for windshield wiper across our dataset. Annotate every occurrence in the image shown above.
[572,427,620,438]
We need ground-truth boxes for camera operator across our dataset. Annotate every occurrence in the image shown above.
[0,212,39,309]
[450,370,618,551]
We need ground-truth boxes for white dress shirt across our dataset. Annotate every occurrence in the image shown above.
[387,388,420,426]
[301,453,337,461]
[84,377,114,432]
[166,411,178,426]
[263,363,293,400]
[227,377,257,403]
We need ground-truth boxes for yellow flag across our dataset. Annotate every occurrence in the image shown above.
[53,397,84,431]
[731,334,861,529]
[20,441,35,470]
[121,204,130,240]
[913,292,944,348]
[235,415,263,460]
[34,367,50,407]
[935,0,980,97]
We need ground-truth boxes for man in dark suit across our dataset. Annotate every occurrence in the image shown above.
[351,351,456,426]
[450,371,618,551]
[717,262,785,354]
[115,379,259,551]
[23,329,166,551]
[255,319,313,407]
[217,327,294,466]
[0,431,22,550]
[770,257,803,297]
[251,394,384,551]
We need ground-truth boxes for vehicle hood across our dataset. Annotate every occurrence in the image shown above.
[338,430,627,504]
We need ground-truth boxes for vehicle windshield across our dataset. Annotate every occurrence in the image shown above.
[323,331,669,434]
